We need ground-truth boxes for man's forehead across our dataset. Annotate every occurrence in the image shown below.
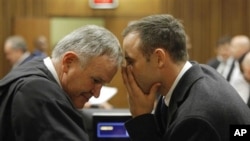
[87,56,117,81]
[123,36,141,53]
[124,48,137,61]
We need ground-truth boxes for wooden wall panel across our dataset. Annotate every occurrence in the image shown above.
[166,0,250,63]
[230,0,246,35]
[221,0,232,35]
[192,0,203,62]
[0,0,15,77]
[166,0,211,62]
[247,0,250,36]
[0,0,5,77]
[0,0,47,78]
[13,18,50,54]
[221,0,249,36]
[46,0,163,17]
[209,0,222,57]
[200,0,212,62]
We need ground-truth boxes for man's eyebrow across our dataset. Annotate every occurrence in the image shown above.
[99,77,106,84]
[92,76,105,84]
[124,56,130,60]
[124,56,134,61]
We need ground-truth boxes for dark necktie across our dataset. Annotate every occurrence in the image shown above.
[161,98,169,130]
[247,85,250,108]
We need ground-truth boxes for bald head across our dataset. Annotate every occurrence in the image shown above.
[242,52,250,64]
[34,35,48,52]
[231,35,250,59]
[240,51,250,83]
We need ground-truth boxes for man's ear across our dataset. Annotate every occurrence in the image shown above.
[153,48,167,68]
[62,51,79,73]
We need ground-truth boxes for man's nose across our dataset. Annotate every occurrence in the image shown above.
[91,84,102,98]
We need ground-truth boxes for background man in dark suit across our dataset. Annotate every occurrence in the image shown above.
[32,35,48,59]
[121,14,250,141]
[0,25,123,141]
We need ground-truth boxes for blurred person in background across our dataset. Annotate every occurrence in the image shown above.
[32,35,48,59]
[238,51,250,107]
[229,35,250,105]
[207,36,235,81]
[4,35,34,69]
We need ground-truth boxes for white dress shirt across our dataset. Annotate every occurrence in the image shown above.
[229,61,249,103]
[43,57,62,88]
[216,57,234,79]
[164,61,192,106]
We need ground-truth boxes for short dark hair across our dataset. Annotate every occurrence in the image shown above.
[122,14,188,62]
[216,36,231,47]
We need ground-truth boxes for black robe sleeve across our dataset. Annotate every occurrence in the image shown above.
[11,77,89,141]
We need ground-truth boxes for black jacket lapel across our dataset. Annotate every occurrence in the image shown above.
[167,63,204,126]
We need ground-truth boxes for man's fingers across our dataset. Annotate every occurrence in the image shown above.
[150,83,161,94]
[126,66,141,92]
[121,66,133,95]
[148,83,161,99]
[121,66,128,84]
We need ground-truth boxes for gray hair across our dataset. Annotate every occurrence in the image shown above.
[6,36,27,52]
[122,14,188,63]
[52,25,122,66]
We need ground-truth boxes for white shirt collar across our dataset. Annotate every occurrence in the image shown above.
[164,61,192,106]
[43,57,62,88]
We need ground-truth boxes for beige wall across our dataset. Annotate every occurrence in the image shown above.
[50,17,104,47]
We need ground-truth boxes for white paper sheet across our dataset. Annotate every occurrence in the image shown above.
[88,86,118,105]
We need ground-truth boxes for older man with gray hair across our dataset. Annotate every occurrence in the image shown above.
[0,25,123,141]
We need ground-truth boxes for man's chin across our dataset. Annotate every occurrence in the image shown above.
[74,102,86,109]
[73,98,88,109]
